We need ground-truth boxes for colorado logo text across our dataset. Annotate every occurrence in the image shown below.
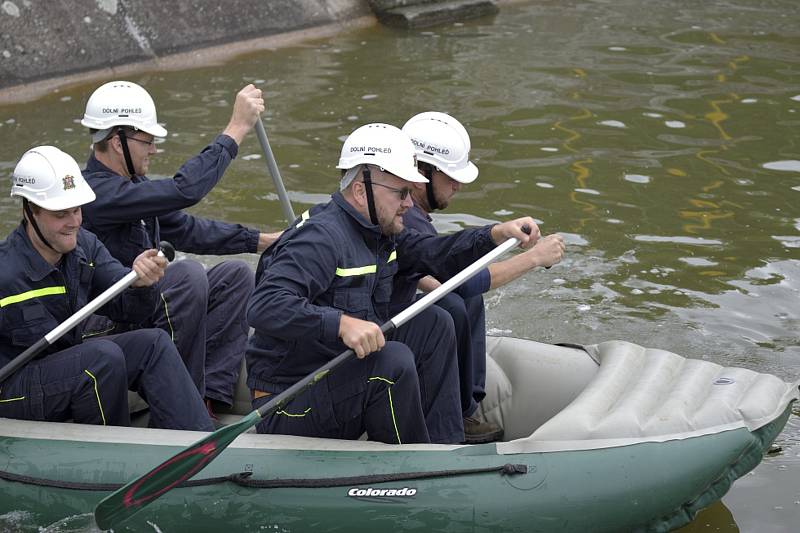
[347,487,417,497]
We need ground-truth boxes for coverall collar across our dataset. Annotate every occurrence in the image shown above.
[331,191,387,240]
[85,152,143,182]
[10,224,63,282]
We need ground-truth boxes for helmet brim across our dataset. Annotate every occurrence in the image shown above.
[396,168,430,183]
[12,188,96,211]
[443,161,479,184]
[139,123,168,138]
[336,163,430,184]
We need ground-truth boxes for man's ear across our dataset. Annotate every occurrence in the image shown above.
[109,134,124,156]
[106,133,122,154]
[351,178,367,207]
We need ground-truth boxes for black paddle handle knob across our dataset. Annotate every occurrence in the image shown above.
[158,241,176,262]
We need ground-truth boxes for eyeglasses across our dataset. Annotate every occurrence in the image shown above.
[126,136,156,147]
[366,181,412,200]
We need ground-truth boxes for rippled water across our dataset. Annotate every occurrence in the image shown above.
[0,0,798,530]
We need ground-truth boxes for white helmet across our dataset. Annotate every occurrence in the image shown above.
[11,146,96,211]
[402,112,478,184]
[81,80,168,142]
[337,123,428,184]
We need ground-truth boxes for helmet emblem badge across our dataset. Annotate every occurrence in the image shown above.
[62,175,76,191]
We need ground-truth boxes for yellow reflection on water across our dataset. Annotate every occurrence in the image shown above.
[554,105,597,228]
[676,500,739,532]
[706,98,735,141]
[709,32,727,45]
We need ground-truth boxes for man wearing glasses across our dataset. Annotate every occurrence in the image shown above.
[78,81,280,425]
[246,123,538,444]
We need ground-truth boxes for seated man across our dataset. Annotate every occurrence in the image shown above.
[78,81,280,420]
[246,123,538,444]
[0,146,212,431]
[396,112,566,443]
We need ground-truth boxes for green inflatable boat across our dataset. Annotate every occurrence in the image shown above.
[1,336,797,532]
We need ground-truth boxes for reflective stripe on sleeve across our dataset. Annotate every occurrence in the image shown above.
[0,286,67,308]
[335,265,377,277]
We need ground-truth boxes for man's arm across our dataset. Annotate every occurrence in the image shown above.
[220,84,264,145]
[487,234,565,289]
[417,275,441,292]
[87,233,161,324]
[82,85,264,226]
[257,231,283,253]
[397,226,495,282]
[247,226,341,343]
[415,232,564,297]
[399,216,540,282]
[158,209,261,255]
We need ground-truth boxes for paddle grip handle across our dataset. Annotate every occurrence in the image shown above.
[158,241,176,262]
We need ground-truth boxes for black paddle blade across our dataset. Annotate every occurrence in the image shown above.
[94,410,261,530]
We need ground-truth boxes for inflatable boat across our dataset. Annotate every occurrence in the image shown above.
[0,336,796,532]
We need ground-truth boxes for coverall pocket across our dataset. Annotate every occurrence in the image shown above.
[373,261,398,303]
[10,304,58,348]
[0,367,44,420]
[325,359,369,428]
[332,288,371,320]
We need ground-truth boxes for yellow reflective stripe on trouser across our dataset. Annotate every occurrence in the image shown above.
[0,393,25,403]
[296,210,311,228]
[276,407,312,417]
[335,265,377,277]
[0,286,66,307]
[160,293,175,341]
[84,369,107,425]
[387,250,397,263]
[368,376,401,445]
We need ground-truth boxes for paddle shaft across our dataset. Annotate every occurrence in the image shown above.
[0,243,174,384]
[94,228,528,530]
[255,118,295,222]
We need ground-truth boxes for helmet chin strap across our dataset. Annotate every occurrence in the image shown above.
[23,198,56,251]
[116,129,137,178]
[423,165,439,211]
[361,166,379,226]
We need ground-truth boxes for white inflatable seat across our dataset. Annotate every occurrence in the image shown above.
[477,336,599,441]
[493,340,799,454]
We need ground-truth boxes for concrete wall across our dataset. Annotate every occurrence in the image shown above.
[0,0,371,94]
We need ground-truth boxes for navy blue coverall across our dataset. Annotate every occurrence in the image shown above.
[81,134,257,406]
[247,192,497,444]
[0,224,212,430]
[392,205,490,418]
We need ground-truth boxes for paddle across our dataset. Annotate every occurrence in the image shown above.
[94,225,531,530]
[0,242,176,385]
[254,117,296,222]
